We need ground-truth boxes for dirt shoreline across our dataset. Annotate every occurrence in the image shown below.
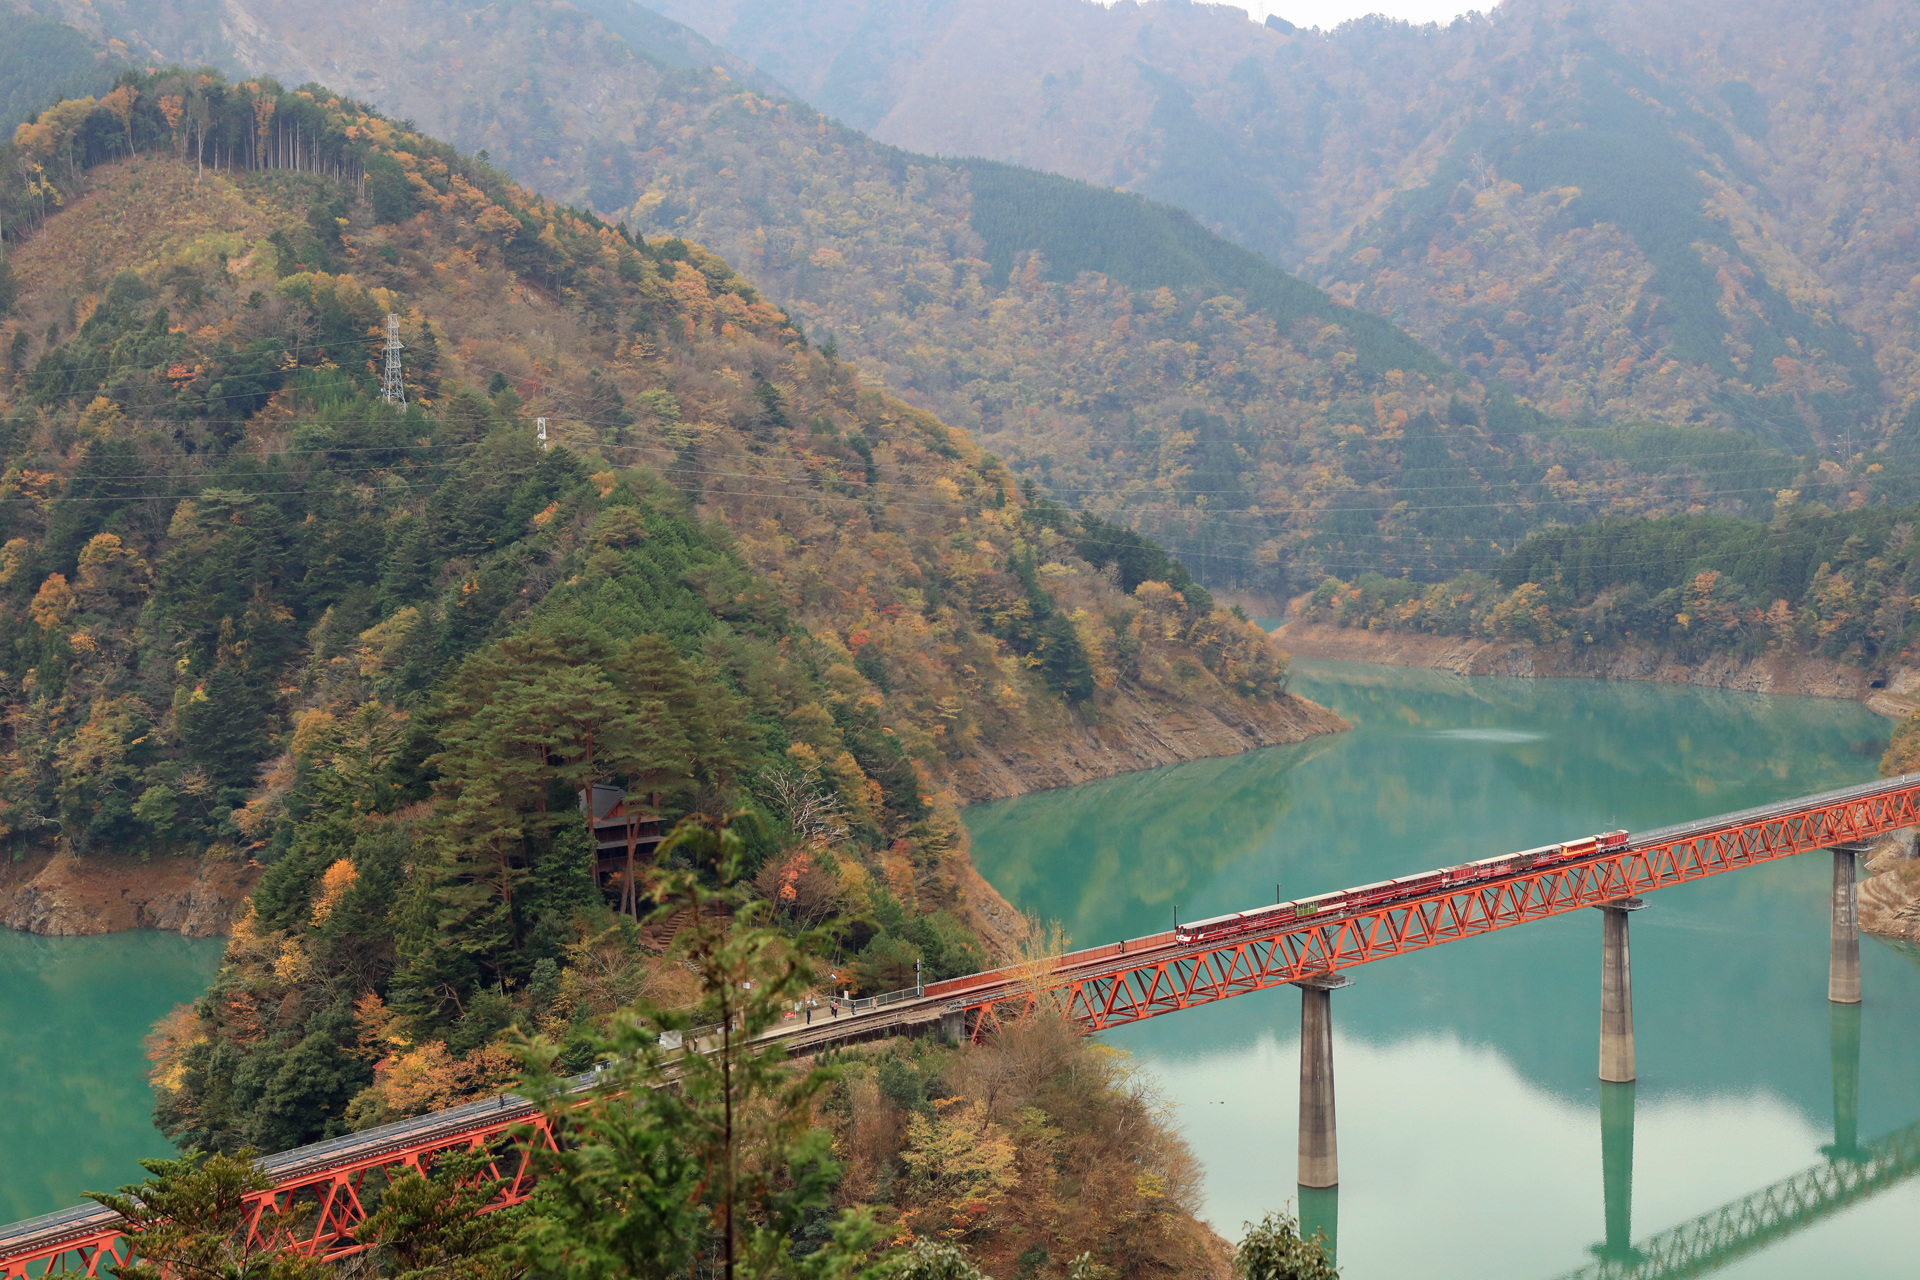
[0,848,258,938]
[1272,620,1920,719]
[941,690,1349,804]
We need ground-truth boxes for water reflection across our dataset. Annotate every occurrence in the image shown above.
[1297,1184,1338,1265]
[1826,1002,1861,1162]
[1554,1018,1920,1280]
[966,661,1920,1277]
[1596,1082,1638,1265]
[963,736,1334,947]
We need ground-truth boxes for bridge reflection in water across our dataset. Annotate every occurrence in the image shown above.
[1554,1001,1920,1280]
[1297,1184,1337,1265]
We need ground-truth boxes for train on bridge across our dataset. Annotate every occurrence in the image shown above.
[1174,829,1631,947]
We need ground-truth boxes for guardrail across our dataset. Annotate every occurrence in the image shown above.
[841,983,923,1013]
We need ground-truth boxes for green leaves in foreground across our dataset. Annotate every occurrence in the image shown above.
[87,1150,325,1280]
[510,811,883,1280]
[1236,1209,1340,1280]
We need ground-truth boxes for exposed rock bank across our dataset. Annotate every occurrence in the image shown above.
[942,690,1349,804]
[0,850,256,937]
[1272,621,1920,715]
[937,687,1347,962]
[1861,831,1920,946]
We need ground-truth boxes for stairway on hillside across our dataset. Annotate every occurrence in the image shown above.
[640,902,731,953]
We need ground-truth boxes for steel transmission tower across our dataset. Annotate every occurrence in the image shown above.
[381,314,407,406]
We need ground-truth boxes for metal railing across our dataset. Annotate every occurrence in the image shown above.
[841,983,923,1014]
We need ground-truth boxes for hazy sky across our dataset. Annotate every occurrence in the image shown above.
[1245,0,1484,28]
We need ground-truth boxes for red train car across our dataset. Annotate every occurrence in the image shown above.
[1173,830,1630,947]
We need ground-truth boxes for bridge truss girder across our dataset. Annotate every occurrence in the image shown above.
[960,781,1920,1038]
[0,1113,555,1280]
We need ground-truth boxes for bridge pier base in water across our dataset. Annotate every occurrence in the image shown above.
[1599,899,1644,1083]
[1296,975,1350,1189]
[1825,1000,1862,1161]
[1597,1080,1638,1263]
[1297,1183,1338,1265]
[1829,844,1865,1004]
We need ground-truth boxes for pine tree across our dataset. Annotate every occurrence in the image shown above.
[512,813,885,1280]
[178,661,271,792]
[87,1151,326,1280]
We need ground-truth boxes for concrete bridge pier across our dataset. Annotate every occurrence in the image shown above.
[1296,975,1352,1190]
[1598,898,1644,1083]
[1829,843,1867,1005]
[939,1006,965,1045]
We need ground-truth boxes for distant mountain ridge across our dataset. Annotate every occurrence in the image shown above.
[9,0,1911,599]
[31,0,1485,592]
[0,10,121,131]
[963,159,1442,380]
[652,0,1918,448]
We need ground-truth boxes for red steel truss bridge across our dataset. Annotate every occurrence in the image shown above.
[0,1091,559,1280]
[922,769,1920,1036]
[3,771,1916,1278]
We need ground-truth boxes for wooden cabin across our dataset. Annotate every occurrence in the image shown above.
[580,784,665,903]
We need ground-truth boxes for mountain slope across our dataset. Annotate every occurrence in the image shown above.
[60,0,1477,592]
[655,0,1917,447]
[0,71,1327,823]
[0,74,1338,1197]
[1294,494,1920,685]
[0,10,123,131]
[62,0,1801,589]
[26,0,1905,596]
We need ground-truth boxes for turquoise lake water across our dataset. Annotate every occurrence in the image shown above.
[965,660,1920,1278]
[0,930,224,1222]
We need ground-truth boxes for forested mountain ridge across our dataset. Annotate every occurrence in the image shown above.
[20,0,1896,606]
[0,10,124,131]
[1297,497,1920,677]
[0,73,1332,1191]
[4,0,1473,594]
[11,0,1908,613]
[656,0,1918,450]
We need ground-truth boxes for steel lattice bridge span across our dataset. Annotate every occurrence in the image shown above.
[3,771,1916,1279]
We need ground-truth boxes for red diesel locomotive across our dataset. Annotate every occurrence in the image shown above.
[1174,830,1629,947]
